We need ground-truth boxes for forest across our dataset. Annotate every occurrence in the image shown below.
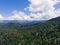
[0,16,60,45]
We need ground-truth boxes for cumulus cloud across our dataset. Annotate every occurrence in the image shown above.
[0,0,60,20]
[9,0,60,20]
[27,0,60,12]
[29,9,60,20]
[7,9,60,20]
[24,0,60,20]
[7,10,32,20]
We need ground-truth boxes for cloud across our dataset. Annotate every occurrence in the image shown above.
[27,0,60,12]
[0,0,60,20]
[29,9,60,20]
[8,10,32,20]
[0,14,4,20]
[7,9,60,20]
[7,0,60,20]
[24,0,60,20]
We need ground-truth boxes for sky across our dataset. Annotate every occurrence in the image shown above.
[0,0,60,20]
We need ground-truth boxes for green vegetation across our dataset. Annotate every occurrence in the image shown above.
[0,17,60,45]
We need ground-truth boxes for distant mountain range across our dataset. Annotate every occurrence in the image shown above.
[0,16,60,29]
[0,16,60,26]
[0,16,60,25]
[0,20,46,25]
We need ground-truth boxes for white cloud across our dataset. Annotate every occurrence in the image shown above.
[7,9,60,20]
[8,10,32,20]
[0,14,4,20]
[0,0,60,20]
[29,9,60,20]
[27,0,60,12]
[24,0,60,20]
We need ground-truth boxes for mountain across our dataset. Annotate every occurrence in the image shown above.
[22,16,60,30]
[0,20,46,25]
[0,16,60,45]
[49,16,60,21]
[0,16,60,29]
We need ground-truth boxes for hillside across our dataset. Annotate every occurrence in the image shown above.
[0,16,60,45]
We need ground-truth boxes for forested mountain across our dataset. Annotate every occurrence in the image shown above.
[0,16,60,45]
[49,16,60,21]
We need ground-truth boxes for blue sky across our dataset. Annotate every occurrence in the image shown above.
[0,0,29,17]
[54,2,60,9]
[0,0,60,20]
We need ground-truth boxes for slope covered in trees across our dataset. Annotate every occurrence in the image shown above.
[0,16,60,45]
